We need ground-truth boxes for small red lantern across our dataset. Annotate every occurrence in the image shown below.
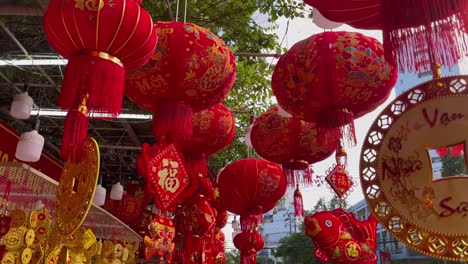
[126,21,236,144]
[217,158,287,217]
[305,0,468,73]
[43,0,157,161]
[272,31,397,144]
[251,107,338,186]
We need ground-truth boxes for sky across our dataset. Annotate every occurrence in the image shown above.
[222,14,398,249]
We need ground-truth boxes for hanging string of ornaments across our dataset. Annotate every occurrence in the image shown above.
[6,0,463,262]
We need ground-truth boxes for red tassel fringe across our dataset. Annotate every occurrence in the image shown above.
[59,54,125,118]
[61,109,88,162]
[284,167,313,187]
[318,109,356,147]
[294,187,305,217]
[382,0,468,73]
[152,101,193,145]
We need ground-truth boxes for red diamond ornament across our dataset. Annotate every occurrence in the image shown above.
[148,144,190,212]
[325,164,353,199]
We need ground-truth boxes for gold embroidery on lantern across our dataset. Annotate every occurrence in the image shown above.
[74,0,104,11]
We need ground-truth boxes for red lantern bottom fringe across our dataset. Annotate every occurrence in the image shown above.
[318,108,356,146]
[58,52,125,118]
[284,167,313,187]
[152,101,194,144]
[383,0,468,73]
[61,108,88,162]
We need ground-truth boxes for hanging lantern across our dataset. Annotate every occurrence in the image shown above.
[305,0,468,72]
[15,130,44,162]
[125,21,236,144]
[43,0,157,117]
[250,107,338,186]
[272,31,397,145]
[10,92,33,120]
[217,158,287,217]
[110,182,124,201]
[233,228,264,264]
[92,184,106,206]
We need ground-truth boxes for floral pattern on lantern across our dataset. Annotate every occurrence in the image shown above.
[251,107,338,186]
[125,21,236,143]
[272,31,397,144]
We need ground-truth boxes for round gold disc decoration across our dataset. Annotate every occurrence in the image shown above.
[56,137,100,236]
[360,75,468,261]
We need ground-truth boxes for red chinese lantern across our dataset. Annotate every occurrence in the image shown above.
[126,21,236,144]
[251,107,338,186]
[304,0,468,73]
[213,230,226,264]
[43,0,157,160]
[178,103,235,204]
[217,158,287,217]
[217,158,286,264]
[272,31,397,144]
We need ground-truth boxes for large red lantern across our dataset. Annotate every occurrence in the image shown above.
[43,0,157,160]
[272,31,397,144]
[304,0,468,73]
[217,158,287,217]
[251,107,338,186]
[125,21,236,144]
[217,158,287,264]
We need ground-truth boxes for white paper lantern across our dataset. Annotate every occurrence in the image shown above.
[10,92,34,120]
[110,182,124,200]
[93,184,106,206]
[313,9,343,29]
[15,130,44,162]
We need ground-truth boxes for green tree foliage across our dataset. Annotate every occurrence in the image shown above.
[274,232,317,264]
[141,0,309,171]
[225,249,240,264]
[441,154,467,177]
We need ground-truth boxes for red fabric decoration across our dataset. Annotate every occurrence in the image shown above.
[215,210,228,230]
[304,0,468,73]
[251,107,338,186]
[183,103,236,158]
[325,164,353,200]
[213,230,226,264]
[436,147,449,157]
[451,144,464,157]
[294,185,304,217]
[60,94,89,162]
[144,214,175,262]
[233,230,264,264]
[126,22,236,144]
[304,208,378,264]
[104,193,143,225]
[143,144,190,212]
[272,31,397,145]
[216,158,287,216]
[43,0,157,117]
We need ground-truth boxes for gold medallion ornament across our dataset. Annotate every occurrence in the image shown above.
[55,137,100,236]
[360,75,468,261]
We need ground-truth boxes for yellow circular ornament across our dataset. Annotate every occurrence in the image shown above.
[360,75,468,261]
[55,137,100,236]
[1,252,17,264]
[9,210,26,228]
[24,229,35,247]
[29,211,37,228]
[21,247,33,264]
[3,227,25,251]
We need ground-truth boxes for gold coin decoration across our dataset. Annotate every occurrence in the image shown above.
[55,137,100,236]
[28,211,37,228]
[360,75,468,261]
[21,247,32,264]
[24,229,35,247]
